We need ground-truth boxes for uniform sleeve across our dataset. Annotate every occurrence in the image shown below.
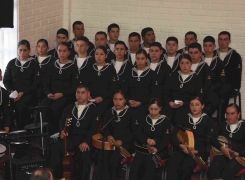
[213,62,225,95]
[195,75,203,98]
[3,61,14,93]
[163,75,173,105]
[2,89,12,128]
[135,117,148,144]
[103,109,113,138]
[101,66,117,100]
[211,123,223,150]
[59,106,71,132]
[203,65,213,102]
[155,118,171,152]
[41,66,52,95]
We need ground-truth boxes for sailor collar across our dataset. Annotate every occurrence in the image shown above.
[226,120,243,138]
[193,60,206,75]
[93,63,110,76]
[132,66,151,81]
[15,56,34,72]
[187,113,207,129]
[54,59,73,74]
[146,114,166,131]
[111,105,130,122]
[34,55,52,68]
[74,55,91,71]
[215,48,234,66]
[177,70,195,88]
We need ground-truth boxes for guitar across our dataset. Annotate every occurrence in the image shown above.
[62,115,75,180]
[177,130,206,169]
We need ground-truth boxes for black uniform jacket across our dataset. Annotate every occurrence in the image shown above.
[171,113,214,154]
[48,47,76,60]
[89,46,116,64]
[162,53,182,73]
[0,87,12,128]
[3,57,40,95]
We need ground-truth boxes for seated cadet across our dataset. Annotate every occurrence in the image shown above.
[3,40,40,129]
[214,31,242,120]
[122,49,157,120]
[127,32,141,66]
[68,21,95,55]
[111,41,132,89]
[163,36,182,72]
[73,36,95,85]
[202,36,225,116]
[0,69,12,133]
[30,168,53,180]
[210,104,245,180]
[167,96,213,180]
[188,43,213,111]
[129,98,171,180]
[84,46,117,122]
[96,90,138,180]
[177,31,198,55]
[148,42,171,101]
[48,28,76,60]
[162,54,202,125]
[89,31,115,63]
[49,84,98,180]
[107,23,120,52]
[42,42,78,133]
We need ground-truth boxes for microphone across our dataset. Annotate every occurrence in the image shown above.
[100,116,116,133]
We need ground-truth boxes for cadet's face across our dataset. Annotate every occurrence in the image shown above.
[136,53,147,69]
[36,42,49,56]
[95,34,108,47]
[166,41,178,54]
[56,34,68,45]
[149,46,162,61]
[76,40,88,54]
[179,58,192,74]
[76,88,89,104]
[203,42,216,56]
[108,28,119,42]
[57,45,70,61]
[18,45,30,60]
[185,34,197,48]
[190,99,204,116]
[95,48,107,64]
[226,107,240,124]
[218,34,231,49]
[113,93,126,110]
[128,36,141,51]
[148,104,161,117]
[114,44,126,59]
[143,31,155,44]
[73,24,85,38]
[188,48,202,63]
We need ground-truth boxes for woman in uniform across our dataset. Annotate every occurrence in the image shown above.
[166,96,214,180]
[209,103,245,180]
[129,98,171,180]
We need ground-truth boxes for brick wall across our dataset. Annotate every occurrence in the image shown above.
[19,0,63,54]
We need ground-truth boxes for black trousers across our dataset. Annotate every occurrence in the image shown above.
[166,150,207,180]
[209,155,243,180]
[49,138,92,180]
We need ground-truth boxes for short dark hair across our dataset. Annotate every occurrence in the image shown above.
[77,36,89,45]
[76,84,89,91]
[227,103,240,113]
[128,32,141,40]
[107,23,120,32]
[180,54,192,63]
[190,96,204,105]
[18,40,31,50]
[188,42,202,52]
[218,31,231,40]
[72,21,84,29]
[115,41,127,50]
[56,28,69,38]
[58,42,71,51]
[114,89,127,99]
[95,45,107,55]
[150,42,162,50]
[30,168,52,180]
[185,31,197,40]
[141,27,154,38]
[149,98,162,108]
[37,39,49,47]
[203,36,215,44]
[95,31,107,39]
[166,36,178,44]
[136,49,148,59]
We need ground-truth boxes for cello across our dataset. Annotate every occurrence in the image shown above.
[62,115,75,180]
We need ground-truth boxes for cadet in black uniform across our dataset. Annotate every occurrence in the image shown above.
[167,96,214,180]
[129,98,171,180]
[73,36,95,85]
[42,42,78,133]
[3,40,40,129]
[89,31,115,63]
[84,46,117,122]
[122,49,157,120]
[148,42,171,102]
[96,90,138,180]
[214,31,242,120]
[177,31,198,55]
[111,41,132,89]
[48,28,76,60]
[163,37,182,72]
[107,23,120,52]
[202,36,225,116]
[188,43,213,109]
[68,21,95,55]
[49,84,98,180]
[127,32,141,66]
[210,104,245,180]
[162,54,203,125]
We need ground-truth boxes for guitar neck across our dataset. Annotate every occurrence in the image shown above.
[64,127,68,155]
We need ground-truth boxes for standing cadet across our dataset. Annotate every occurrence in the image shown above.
[177,31,198,55]
[3,40,40,129]
[127,32,141,66]
[107,23,120,52]
[68,21,95,55]
[163,36,182,72]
